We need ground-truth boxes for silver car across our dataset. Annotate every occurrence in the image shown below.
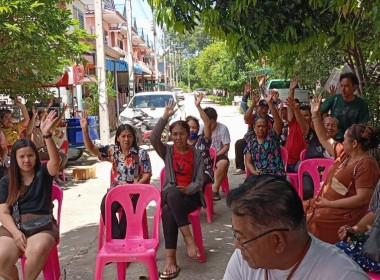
[119,91,186,128]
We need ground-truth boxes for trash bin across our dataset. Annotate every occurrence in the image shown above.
[66,116,99,145]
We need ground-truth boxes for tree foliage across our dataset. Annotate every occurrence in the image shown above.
[0,0,91,101]
[194,41,257,94]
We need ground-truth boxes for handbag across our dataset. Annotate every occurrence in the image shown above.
[361,207,380,262]
[12,202,52,236]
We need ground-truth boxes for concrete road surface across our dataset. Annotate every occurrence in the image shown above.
[34,97,248,280]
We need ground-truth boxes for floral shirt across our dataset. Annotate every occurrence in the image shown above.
[244,129,286,177]
[98,145,152,188]
[190,134,214,181]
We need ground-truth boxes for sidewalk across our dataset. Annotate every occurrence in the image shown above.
[40,100,247,279]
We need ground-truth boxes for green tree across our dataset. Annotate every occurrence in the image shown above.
[195,42,255,94]
[0,0,91,101]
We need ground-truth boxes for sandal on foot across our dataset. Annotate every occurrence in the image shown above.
[213,192,221,201]
[159,266,181,279]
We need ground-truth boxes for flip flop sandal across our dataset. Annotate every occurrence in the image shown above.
[159,266,181,279]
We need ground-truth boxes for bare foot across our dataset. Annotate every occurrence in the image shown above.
[185,239,200,260]
[162,261,177,276]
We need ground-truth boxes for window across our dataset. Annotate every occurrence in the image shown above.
[72,6,85,29]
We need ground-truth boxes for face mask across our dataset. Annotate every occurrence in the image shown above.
[189,132,198,140]
[35,121,40,127]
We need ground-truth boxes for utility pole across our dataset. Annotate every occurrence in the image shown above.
[152,5,159,91]
[187,59,190,92]
[174,50,178,86]
[163,31,167,89]
[125,0,134,97]
[94,0,110,145]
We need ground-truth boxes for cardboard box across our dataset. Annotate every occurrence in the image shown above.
[72,166,96,180]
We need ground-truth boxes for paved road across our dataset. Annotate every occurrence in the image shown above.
[36,95,248,280]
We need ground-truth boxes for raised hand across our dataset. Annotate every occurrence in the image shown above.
[40,110,58,135]
[162,99,177,120]
[47,99,54,108]
[264,90,274,104]
[32,107,38,118]
[63,103,70,111]
[328,85,337,96]
[250,90,260,106]
[194,93,203,107]
[286,97,299,110]
[290,76,298,91]
[80,110,89,130]
[14,97,22,106]
[310,95,322,116]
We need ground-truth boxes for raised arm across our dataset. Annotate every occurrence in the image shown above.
[287,77,298,122]
[14,98,30,127]
[265,91,282,136]
[80,110,101,157]
[243,91,259,124]
[0,130,7,166]
[52,103,69,128]
[24,107,38,138]
[150,99,177,159]
[40,110,61,176]
[195,93,211,140]
[310,96,335,155]
[287,97,309,136]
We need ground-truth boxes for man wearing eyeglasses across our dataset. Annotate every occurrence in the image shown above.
[224,175,369,280]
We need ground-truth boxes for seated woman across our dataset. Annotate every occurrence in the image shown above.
[150,99,204,279]
[287,96,339,199]
[336,179,380,272]
[304,96,380,244]
[186,93,213,189]
[80,111,152,239]
[244,91,286,179]
[0,111,61,279]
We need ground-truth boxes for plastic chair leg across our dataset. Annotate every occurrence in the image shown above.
[221,176,229,196]
[98,215,104,251]
[42,246,60,280]
[189,211,206,263]
[94,257,105,280]
[204,183,213,223]
[143,209,149,238]
[145,257,159,280]
[117,262,127,280]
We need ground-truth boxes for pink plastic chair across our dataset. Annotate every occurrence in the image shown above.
[300,149,306,161]
[283,148,299,191]
[98,174,149,251]
[209,147,229,195]
[95,184,161,280]
[20,184,63,280]
[160,168,206,262]
[297,158,334,199]
[368,272,380,279]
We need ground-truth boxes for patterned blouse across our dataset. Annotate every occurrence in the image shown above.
[190,134,214,182]
[244,129,286,177]
[98,145,152,188]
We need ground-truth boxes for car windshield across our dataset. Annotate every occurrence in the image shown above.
[130,94,174,108]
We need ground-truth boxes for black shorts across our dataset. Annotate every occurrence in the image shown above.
[216,154,229,163]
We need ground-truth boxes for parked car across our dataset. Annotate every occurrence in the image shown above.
[266,79,310,103]
[119,91,186,128]
[171,87,185,100]
[194,88,208,96]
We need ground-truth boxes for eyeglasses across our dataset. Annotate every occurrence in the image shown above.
[232,227,289,249]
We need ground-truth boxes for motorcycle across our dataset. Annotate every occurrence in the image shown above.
[121,109,163,147]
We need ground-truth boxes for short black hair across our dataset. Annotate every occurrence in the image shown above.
[340,72,359,86]
[227,175,305,230]
[299,105,311,113]
[204,107,218,121]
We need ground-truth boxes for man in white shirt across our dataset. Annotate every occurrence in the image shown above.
[203,107,231,201]
[224,175,370,280]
